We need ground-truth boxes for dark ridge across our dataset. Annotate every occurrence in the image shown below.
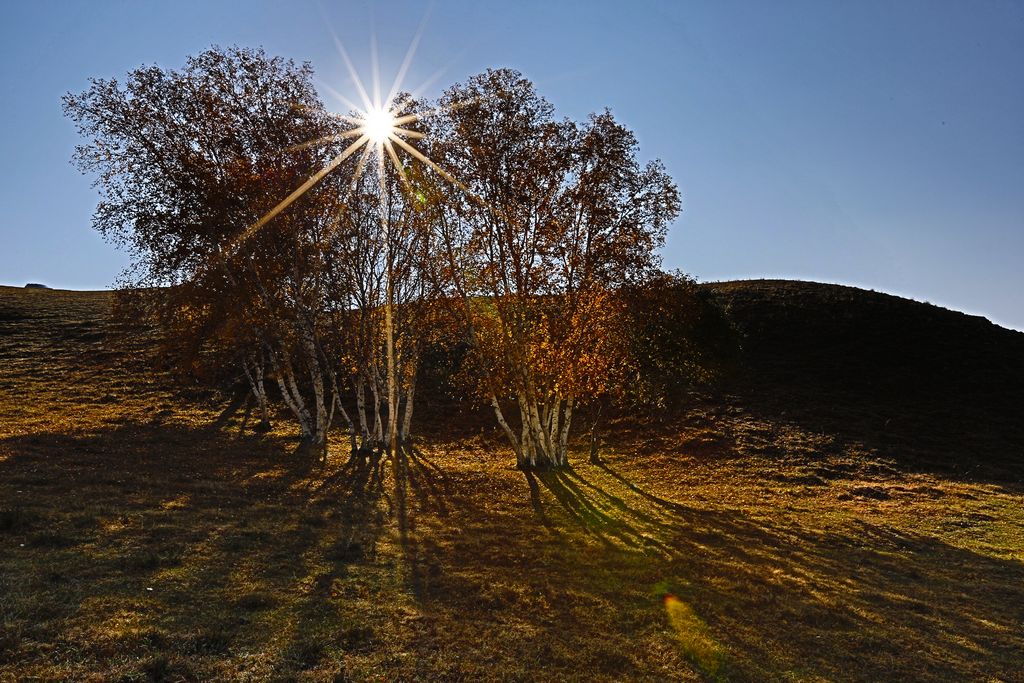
[703,279,1024,478]
[704,279,1024,401]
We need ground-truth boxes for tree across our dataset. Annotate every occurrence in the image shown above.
[430,69,681,469]
[325,116,438,454]
[64,46,359,453]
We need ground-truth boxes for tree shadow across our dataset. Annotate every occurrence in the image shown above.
[386,442,465,606]
[513,456,1024,680]
[523,470,555,531]
[206,385,249,434]
[3,418,1022,680]
[725,379,1024,489]
[533,466,673,554]
[0,420,396,679]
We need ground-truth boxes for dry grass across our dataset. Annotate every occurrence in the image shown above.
[1,285,1022,681]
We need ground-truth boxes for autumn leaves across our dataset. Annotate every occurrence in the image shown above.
[64,48,680,468]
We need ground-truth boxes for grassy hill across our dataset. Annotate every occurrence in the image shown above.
[706,280,1024,481]
[1,282,1022,681]
[709,279,1024,401]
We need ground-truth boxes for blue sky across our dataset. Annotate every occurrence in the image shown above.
[1,1,1022,329]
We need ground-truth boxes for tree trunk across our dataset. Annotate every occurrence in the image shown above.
[334,393,358,455]
[548,396,561,461]
[356,377,370,447]
[254,356,271,430]
[526,396,549,466]
[556,396,574,467]
[491,394,524,466]
[300,323,329,459]
[518,401,532,468]
[242,353,271,432]
[399,363,417,443]
[317,340,358,456]
[384,300,398,455]
[509,393,574,470]
[369,370,383,446]
[267,343,313,439]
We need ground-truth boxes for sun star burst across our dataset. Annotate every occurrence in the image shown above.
[228,29,480,256]
[361,106,397,145]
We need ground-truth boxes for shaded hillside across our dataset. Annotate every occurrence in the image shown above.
[704,279,1024,480]
[706,279,1024,400]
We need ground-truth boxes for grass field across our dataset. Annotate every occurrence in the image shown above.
[1,284,1022,681]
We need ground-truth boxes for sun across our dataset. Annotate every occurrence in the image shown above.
[362,106,395,145]
[234,33,475,247]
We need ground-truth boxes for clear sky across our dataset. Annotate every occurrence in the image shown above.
[1,1,1022,329]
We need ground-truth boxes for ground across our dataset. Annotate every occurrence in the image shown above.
[1,285,1022,681]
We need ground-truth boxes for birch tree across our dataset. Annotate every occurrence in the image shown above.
[64,46,358,453]
[431,69,680,469]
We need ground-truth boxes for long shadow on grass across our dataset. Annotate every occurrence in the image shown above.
[513,457,1024,680]
[388,443,460,604]
[267,447,393,675]
[0,421,394,679]
[531,467,675,555]
[729,381,1024,489]
[267,442,462,676]
[4,421,1024,680]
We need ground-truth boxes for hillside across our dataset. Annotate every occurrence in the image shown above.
[1,282,1022,681]
[705,280,1024,481]
[708,279,1024,401]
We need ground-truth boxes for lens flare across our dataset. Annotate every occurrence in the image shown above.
[663,594,725,676]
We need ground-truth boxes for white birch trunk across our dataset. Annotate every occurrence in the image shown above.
[526,397,548,465]
[369,370,383,445]
[384,300,398,455]
[548,397,561,461]
[254,357,270,427]
[491,394,524,465]
[301,328,328,449]
[517,394,535,468]
[242,354,271,429]
[317,341,358,456]
[267,344,312,438]
[356,377,370,447]
[557,396,575,466]
[399,365,417,443]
